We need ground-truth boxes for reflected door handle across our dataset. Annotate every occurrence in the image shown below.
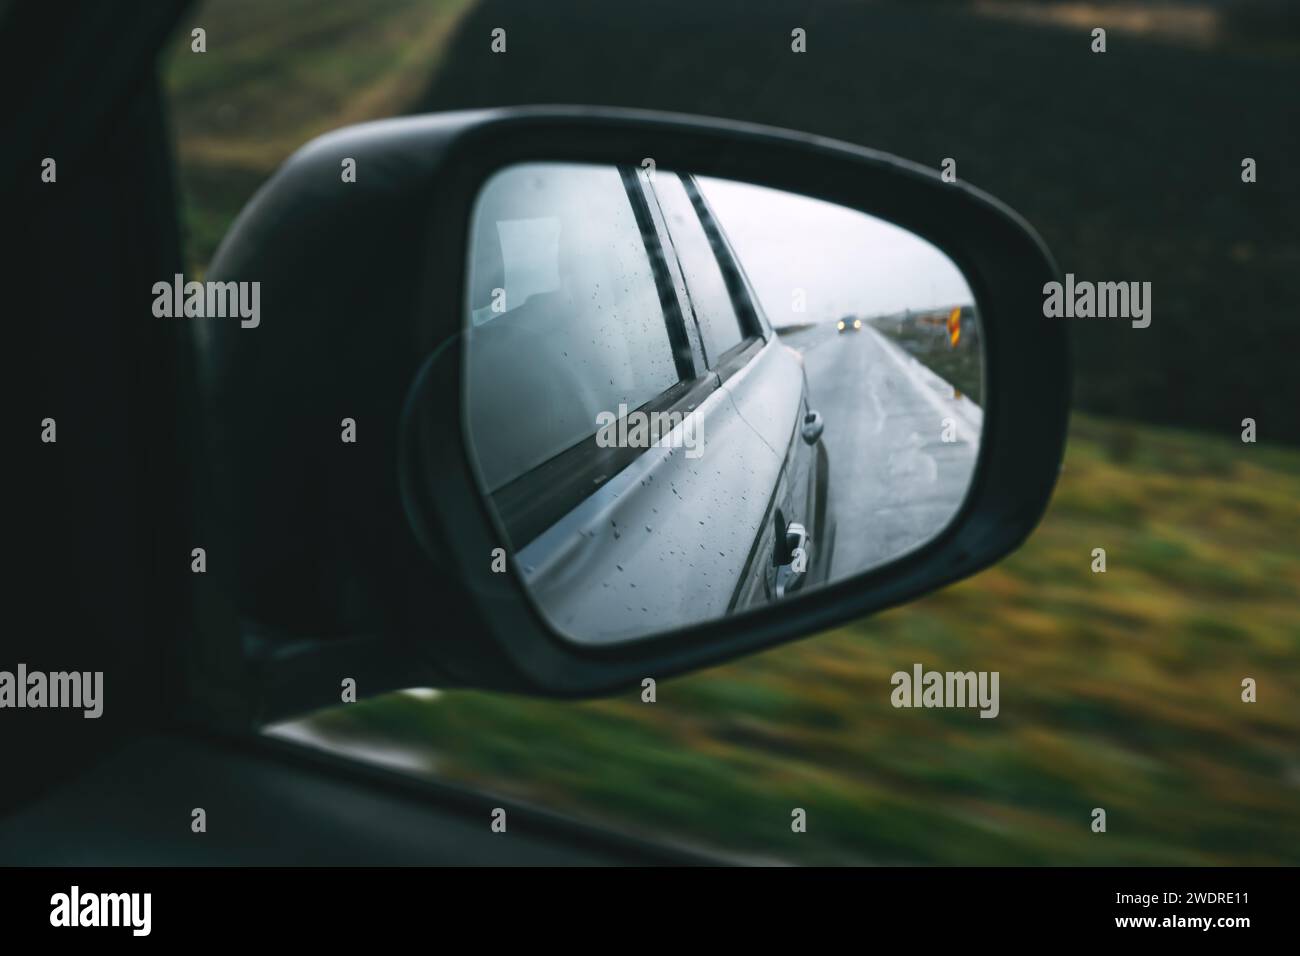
[775,521,808,599]
[801,410,824,445]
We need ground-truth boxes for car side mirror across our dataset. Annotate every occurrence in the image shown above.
[195,107,1069,719]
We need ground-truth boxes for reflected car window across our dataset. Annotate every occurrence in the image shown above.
[652,173,746,364]
[465,162,680,493]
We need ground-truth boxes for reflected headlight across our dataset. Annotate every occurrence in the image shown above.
[853,318,862,329]
[837,320,845,331]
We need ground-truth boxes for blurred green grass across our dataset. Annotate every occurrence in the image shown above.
[302,414,1300,864]
[869,314,984,405]
[164,0,474,274]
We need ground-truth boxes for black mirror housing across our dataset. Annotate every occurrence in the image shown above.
[197,106,1069,718]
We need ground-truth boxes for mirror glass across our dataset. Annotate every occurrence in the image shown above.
[463,161,983,645]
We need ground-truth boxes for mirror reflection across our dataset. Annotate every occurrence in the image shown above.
[464,162,982,644]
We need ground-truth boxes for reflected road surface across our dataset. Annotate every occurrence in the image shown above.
[778,322,982,580]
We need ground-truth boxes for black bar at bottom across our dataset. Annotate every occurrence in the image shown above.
[0,866,1284,941]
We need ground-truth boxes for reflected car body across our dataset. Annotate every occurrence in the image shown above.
[465,164,833,644]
